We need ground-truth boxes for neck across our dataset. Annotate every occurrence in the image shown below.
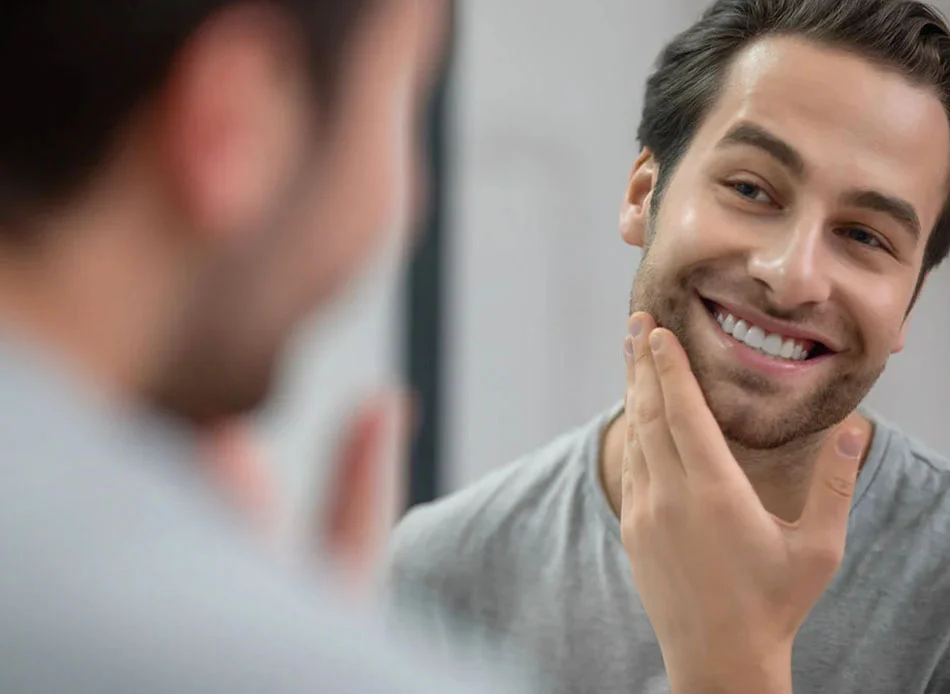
[600,407,872,523]
[0,197,191,410]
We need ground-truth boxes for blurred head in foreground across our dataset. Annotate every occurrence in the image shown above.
[0,0,444,423]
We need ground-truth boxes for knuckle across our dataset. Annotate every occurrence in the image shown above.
[664,403,692,432]
[633,345,653,367]
[653,348,676,374]
[698,486,737,519]
[626,419,639,446]
[804,540,844,574]
[621,508,650,547]
[634,397,664,427]
[650,495,683,526]
[823,474,855,501]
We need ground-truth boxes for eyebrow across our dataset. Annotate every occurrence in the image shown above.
[716,122,806,179]
[717,121,922,242]
[841,190,921,241]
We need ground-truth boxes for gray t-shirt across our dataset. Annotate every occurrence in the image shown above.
[389,406,950,694]
[0,336,520,694]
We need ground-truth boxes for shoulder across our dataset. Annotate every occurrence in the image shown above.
[396,418,597,551]
[867,414,950,505]
[0,455,503,693]
[857,412,950,556]
[387,410,611,600]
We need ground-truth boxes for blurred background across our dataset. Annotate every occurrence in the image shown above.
[257,0,950,540]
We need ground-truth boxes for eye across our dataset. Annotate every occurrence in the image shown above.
[731,181,774,205]
[839,226,885,250]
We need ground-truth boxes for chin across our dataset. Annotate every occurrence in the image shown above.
[698,372,858,451]
[149,352,279,426]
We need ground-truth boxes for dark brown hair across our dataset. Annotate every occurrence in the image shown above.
[638,0,950,288]
[0,0,379,235]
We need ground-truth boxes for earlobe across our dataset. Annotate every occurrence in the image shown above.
[892,318,910,354]
[619,149,658,249]
[895,273,928,353]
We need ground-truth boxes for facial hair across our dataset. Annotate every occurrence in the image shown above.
[630,247,884,451]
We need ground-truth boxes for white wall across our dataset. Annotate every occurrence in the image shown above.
[446,0,950,490]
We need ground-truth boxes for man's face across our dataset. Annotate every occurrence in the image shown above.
[152,0,445,421]
[624,37,950,449]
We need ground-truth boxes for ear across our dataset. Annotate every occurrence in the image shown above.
[895,272,929,353]
[619,149,659,249]
[158,5,310,240]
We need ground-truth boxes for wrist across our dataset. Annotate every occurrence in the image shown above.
[666,645,794,694]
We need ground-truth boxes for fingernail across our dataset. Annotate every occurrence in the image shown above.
[649,330,664,352]
[629,315,644,338]
[837,430,863,459]
[623,336,635,357]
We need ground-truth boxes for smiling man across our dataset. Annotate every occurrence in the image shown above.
[388,1,950,692]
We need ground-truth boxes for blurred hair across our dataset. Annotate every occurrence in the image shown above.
[638,0,950,292]
[0,0,378,235]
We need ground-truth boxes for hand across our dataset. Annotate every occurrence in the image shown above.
[620,313,864,694]
[201,389,412,594]
[321,390,413,593]
[200,417,277,537]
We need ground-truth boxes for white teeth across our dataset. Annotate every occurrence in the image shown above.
[713,309,811,362]
[744,326,765,350]
[733,320,749,341]
[762,333,783,357]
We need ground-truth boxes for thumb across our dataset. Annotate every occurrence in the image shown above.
[796,427,864,557]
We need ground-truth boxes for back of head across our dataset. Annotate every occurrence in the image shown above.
[638,0,950,279]
[0,0,373,230]
[0,0,442,423]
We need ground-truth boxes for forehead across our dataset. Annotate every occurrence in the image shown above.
[689,36,950,235]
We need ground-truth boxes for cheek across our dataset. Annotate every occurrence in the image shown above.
[651,187,730,269]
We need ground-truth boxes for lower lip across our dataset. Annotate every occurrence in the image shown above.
[701,301,834,377]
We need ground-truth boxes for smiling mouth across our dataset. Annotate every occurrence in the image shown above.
[700,298,833,362]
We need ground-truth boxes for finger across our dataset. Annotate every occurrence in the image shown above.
[200,418,277,534]
[323,390,411,592]
[796,428,863,555]
[647,328,738,483]
[620,404,648,513]
[628,313,684,484]
[623,328,648,492]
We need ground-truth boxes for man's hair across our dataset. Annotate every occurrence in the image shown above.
[0,0,378,236]
[638,0,950,283]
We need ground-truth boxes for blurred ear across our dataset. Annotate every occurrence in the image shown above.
[619,149,658,249]
[158,4,311,240]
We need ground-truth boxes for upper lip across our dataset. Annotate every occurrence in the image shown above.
[703,296,843,353]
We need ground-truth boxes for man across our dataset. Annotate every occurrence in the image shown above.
[0,0,517,691]
[389,0,950,692]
